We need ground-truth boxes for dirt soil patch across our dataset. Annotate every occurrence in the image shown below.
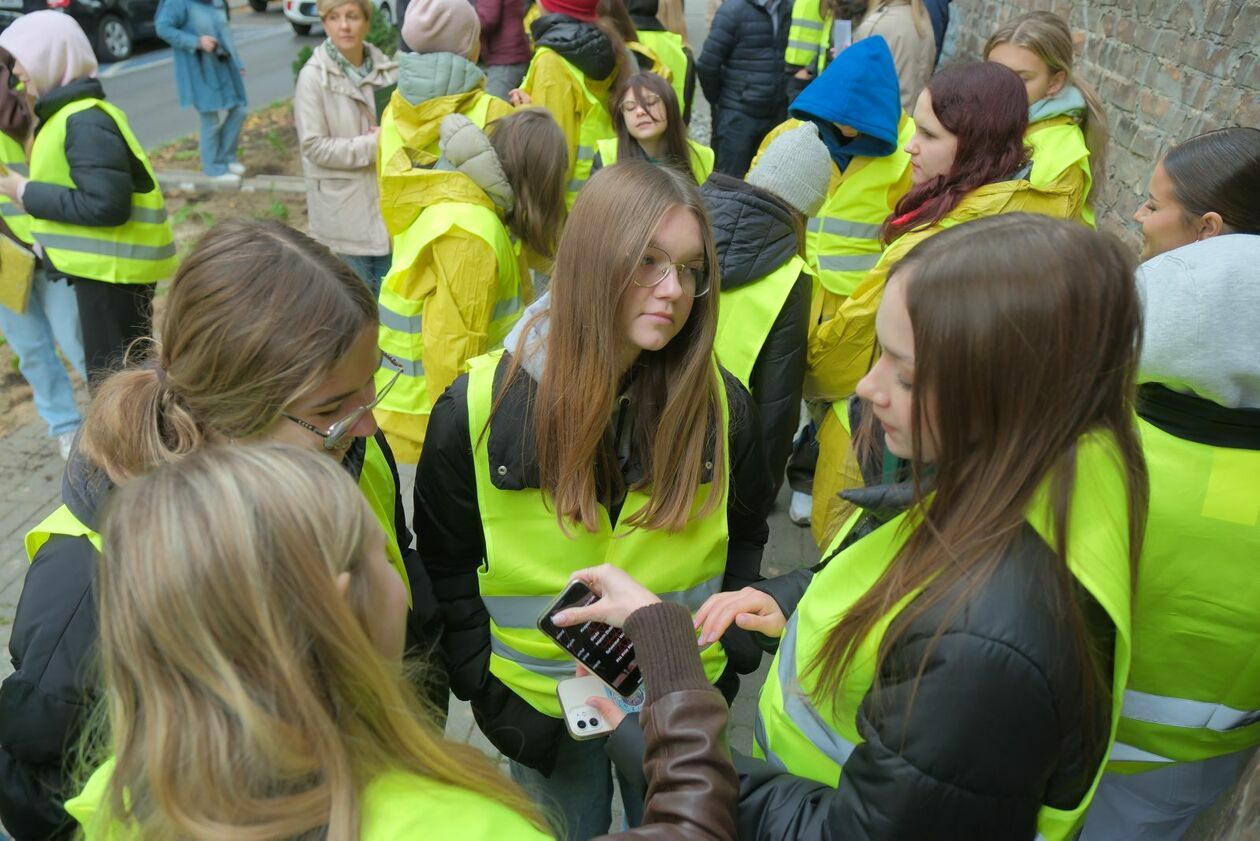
[1,101,309,438]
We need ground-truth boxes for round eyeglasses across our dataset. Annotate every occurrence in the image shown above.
[631,246,711,298]
[281,352,404,450]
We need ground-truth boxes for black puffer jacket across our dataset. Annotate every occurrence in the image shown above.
[696,0,790,114]
[736,475,1116,840]
[414,350,774,775]
[701,173,809,497]
[22,78,155,284]
[531,13,618,82]
[0,434,419,841]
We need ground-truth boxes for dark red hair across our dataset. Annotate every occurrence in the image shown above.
[881,63,1030,243]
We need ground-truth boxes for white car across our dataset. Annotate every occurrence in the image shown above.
[283,0,394,36]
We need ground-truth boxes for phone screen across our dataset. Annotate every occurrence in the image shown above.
[538,581,643,698]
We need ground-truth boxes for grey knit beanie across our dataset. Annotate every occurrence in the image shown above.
[746,122,832,217]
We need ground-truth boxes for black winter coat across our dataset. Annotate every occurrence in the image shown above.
[701,173,809,497]
[696,0,790,114]
[531,13,618,82]
[0,434,419,841]
[735,475,1115,840]
[414,352,774,775]
[22,78,155,284]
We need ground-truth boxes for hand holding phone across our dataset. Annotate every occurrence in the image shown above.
[538,579,644,698]
[552,564,661,628]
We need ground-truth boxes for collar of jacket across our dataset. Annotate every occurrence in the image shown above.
[629,13,666,31]
[311,41,398,107]
[1138,382,1260,449]
[700,172,799,289]
[397,51,483,105]
[378,155,502,234]
[34,76,106,126]
[531,13,618,81]
[484,352,717,493]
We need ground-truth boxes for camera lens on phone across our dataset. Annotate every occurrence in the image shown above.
[576,719,587,729]
[588,717,599,726]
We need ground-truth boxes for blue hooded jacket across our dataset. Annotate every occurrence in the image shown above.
[789,36,902,171]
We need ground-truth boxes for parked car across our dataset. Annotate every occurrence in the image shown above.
[283,0,392,36]
[3,0,160,62]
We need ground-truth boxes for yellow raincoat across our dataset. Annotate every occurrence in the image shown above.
[375,160,531,462]
[376,86,514,188]
[807,177,1077,545]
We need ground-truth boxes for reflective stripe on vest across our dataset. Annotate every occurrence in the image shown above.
[1026,116,1095,228]
[714,255,810,388]
[0,133,33,244]
[375,201,524,426]
[524,48,615,209]
[593,137,714,185]
[359,435,411,605]
[29,99,176,284]
[466,350,731,716]
[1106,417,1260,773]
[808,115,914,297]
[755,432,1134,840]
[25,505,101,561]
[635,29,690,112]
[785,0,832,74]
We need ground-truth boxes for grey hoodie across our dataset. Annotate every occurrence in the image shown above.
[1137,233,1260,410]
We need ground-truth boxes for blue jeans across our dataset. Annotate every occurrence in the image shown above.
[0,268,87,436]
[198,104,246,176]
[337,252,391,298]
[509,733,644,840]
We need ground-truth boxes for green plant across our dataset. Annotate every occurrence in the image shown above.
[292,44,314,81]
[367,10,399,56]
[265,127,287,157]
[172,148,199,162]
[172,202,199,225]
[263,199,291,222]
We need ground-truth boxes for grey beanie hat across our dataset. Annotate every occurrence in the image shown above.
[746,122,832,217]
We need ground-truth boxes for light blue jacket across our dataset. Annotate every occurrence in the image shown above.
[155,0,247,112]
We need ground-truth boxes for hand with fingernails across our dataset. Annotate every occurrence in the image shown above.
[692,587,787,646]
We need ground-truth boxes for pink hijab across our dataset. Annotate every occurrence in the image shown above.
[0,11,98,99]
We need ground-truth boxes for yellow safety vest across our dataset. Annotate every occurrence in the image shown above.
[635,29,691,115]
[1026,115,1095,228]
[466,350,731,716]
[0,132,33,244]
[1106,415,1260,773]
[375,202,525,454]
[593,136,714,185]
[784,0,832,75]
[755,432,1134,841]
[29,99,176,285]
[523,48,615,209]
[25,437,410,603]
[67,758,553,840]
[377,89,499,177]
[713,255,811,389]
[808,114,915,298]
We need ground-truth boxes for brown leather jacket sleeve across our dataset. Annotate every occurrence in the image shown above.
[597,604,739,841]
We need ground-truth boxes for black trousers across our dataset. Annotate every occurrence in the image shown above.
[71,276,154,389]
[711,105,781,179]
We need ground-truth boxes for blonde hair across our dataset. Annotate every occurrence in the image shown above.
[317,0,372,19]
[79,220,377,485]
[984,10,1109,206]
[496,161,725,534]
[90,444,545,838]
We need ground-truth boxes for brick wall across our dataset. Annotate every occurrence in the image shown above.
[949,0,1259,245]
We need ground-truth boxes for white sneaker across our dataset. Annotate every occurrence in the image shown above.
[789,491,812,526]
[58,430,77,461]
[207,171,242,186]
[227,162,246,175]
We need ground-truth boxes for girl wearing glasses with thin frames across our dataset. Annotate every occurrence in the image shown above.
[414,160,774,839]
[0,219,433,840]
[590,73,713,185]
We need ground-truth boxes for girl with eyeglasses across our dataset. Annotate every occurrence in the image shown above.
[0,219,429,841]
[414,160,774,839]
[590,73,713,184]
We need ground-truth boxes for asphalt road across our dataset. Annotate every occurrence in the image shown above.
[99,5,325,149]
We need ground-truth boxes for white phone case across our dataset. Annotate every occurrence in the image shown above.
[556,675,617,740]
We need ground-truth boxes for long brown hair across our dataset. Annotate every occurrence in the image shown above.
[612,73,693,181]
[984,11,1110,207]
[882,63,1030,243]
[497,160,724,533]
[91,445,545,838]
[489,108,569,260]
[79,220,377,484]
[810,215,1147,744]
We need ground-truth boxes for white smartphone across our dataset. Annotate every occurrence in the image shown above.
[557,675,617,740]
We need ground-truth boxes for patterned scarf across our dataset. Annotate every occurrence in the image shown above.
[323,38,374,87]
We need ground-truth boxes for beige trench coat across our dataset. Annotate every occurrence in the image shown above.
[294,42,399,256]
